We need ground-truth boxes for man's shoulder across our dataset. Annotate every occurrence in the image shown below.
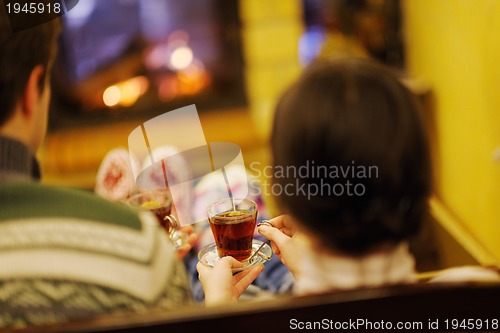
[0,181,165,262]
[0,181,142,230]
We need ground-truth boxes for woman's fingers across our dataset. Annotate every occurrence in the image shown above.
[258,224,291,254]
[266,215,287,230]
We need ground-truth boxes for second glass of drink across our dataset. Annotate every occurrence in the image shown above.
[126,189,188,248]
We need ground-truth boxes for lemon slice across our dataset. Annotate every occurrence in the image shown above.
[141,200,162,209]
[225,210,247,217]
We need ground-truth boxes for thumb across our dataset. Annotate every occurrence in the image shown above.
[213,256,243,272]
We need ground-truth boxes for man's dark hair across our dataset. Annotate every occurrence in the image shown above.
[0,1,61,125]
[271,58,433,255]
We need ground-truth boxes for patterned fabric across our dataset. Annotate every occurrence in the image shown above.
[0,181,193,329]
[0,262,190,329]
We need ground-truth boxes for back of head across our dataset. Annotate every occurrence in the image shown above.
[271,57,432,255]
[0,0,61,125]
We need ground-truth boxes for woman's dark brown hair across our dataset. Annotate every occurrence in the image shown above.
[271,57,432,255]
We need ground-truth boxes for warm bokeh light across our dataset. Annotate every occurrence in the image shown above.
[102,76,149,108]
[119,76,149,107]
[175,59,210,95]
[158,76,179,102]
[168,30,189,44]
[169,46,193,71]
[102,86,121,107]
[145,43,169,70]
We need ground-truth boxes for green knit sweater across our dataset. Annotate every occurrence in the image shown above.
[0,137,193,329]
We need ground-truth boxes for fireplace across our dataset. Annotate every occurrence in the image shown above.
[49,0,246,130]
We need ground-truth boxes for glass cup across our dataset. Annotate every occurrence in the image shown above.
[127,189,188,248]
[207,198,258,262]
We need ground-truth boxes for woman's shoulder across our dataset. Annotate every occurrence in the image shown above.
[427,265,500,284]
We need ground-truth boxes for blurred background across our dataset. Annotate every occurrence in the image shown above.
[37,0,500,274]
